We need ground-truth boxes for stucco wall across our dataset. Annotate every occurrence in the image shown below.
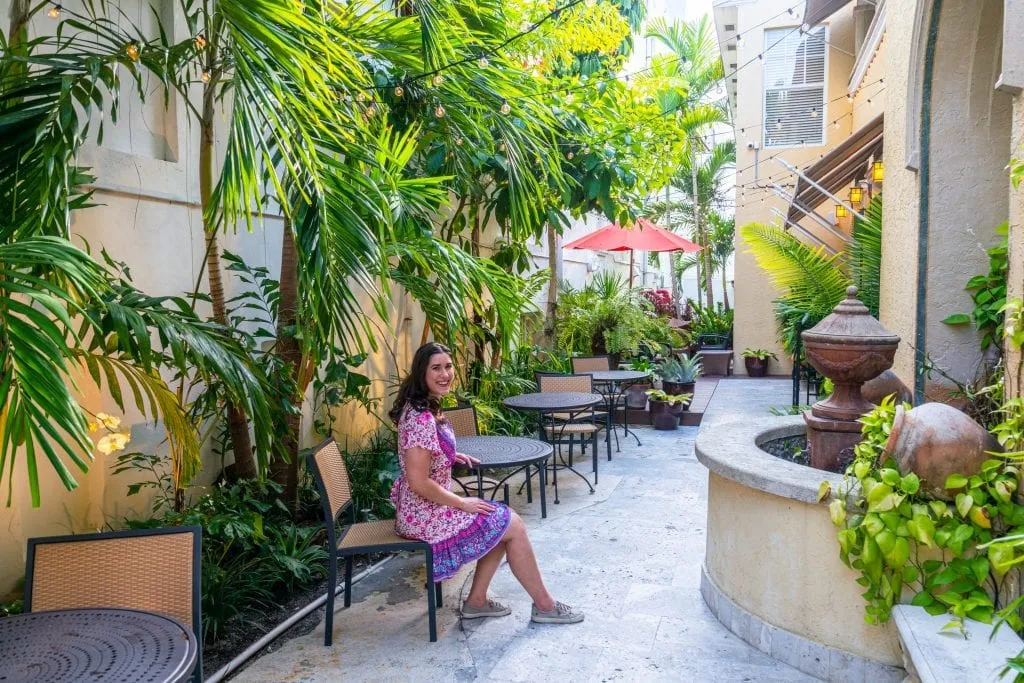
[705,472,902,665]
[879,0,921,388]
[726,1,856,375]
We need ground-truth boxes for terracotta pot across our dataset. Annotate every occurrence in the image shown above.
[744,357,769,377]
[626,383,651,409]
[663,380,694,396]
[883,403,1002,500]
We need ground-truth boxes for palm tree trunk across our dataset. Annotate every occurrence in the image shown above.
[721,262,730,311]
[199,47,256,481]
[271,217,301,512]
[7,1,30,50]
[543,223,561,344]
[691,152,714,308]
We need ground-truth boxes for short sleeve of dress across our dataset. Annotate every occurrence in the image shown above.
[399,408,441,454]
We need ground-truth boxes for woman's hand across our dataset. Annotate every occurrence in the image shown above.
[453,452,480,467]
[459,497,495,515]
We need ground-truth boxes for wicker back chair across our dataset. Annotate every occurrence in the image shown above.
[444,405,479,437]
[571,355,612,373]
[26,526,203,681]
[308,438,441,645]
[536,372,594,394]
[534,373,605,484]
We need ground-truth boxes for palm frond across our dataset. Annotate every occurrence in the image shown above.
[847,194,882,317]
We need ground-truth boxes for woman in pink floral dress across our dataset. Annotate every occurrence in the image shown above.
[389,342,583,624]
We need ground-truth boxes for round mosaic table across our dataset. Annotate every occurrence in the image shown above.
[0,608,198,683]
[586,370,650,449]
[503,392,603,503]
[457,436,553,518]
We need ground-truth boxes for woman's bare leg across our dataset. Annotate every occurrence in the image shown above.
[500,513,556,611]
[465,542,506,608]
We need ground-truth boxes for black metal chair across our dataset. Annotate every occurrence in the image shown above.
[535,372,606,484]
[308,438,440,644]
[26,526,203,682]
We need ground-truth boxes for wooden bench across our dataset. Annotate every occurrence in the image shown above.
[893,605,1024,682]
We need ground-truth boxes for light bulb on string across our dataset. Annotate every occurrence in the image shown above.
[775,118,783,130]
[356,91,367,102]
[566,151,574,160]
[48,4,62,18]
[125,42,140,61]
[194,33,207,50]
[201,71,211,83]
[800,23,810,33]
[365,103,377,117]
[810,107,818,118]
[394,85,404,97]
[867,98,874,107]
[434,103,446,118]
[757,53,764,63]
[478,55,489,68]
[500,100,511,115]
[735,33,743,47]
[432,73,444,87]
[787,6,795,15]
[846,93,854,103]
[833,120,839,129]
[455,136,463,146]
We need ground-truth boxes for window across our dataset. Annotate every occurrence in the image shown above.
[762,26,827,148]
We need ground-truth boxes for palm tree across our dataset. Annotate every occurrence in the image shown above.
[648,16,729,307]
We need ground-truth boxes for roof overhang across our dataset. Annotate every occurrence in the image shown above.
[804,0,855,27]
[711,1,743,118]
[786,113,883,223]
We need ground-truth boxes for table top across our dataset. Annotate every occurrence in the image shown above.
[457,435,553,468]
[0,608,198,683]
[586,370,650,383]
[503,392,602,412]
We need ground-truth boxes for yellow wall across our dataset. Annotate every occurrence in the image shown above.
[728,2,857,374]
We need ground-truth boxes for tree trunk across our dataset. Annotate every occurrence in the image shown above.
[721,261,731,311]
[671,252,681,317]
[469,210,483,392]
[7,1,30,50]
[691,148,714,308]
[199,52,256,480]
[271,218,302,512]
[543,224,562,345]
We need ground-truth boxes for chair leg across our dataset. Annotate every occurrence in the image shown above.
[325,556,337,646]
[435,581,443,608]
[503,484,510,504]
[592,432,599,485]
[425,550,438,642]
[344,556,353,608]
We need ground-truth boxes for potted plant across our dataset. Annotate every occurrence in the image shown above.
[624,357,653,409]
[646,390,692,430]
[742,348,778,377]
[655,354,702,397]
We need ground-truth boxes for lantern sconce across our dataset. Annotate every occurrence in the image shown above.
[835,204,849,219]
[849,187,864,204]
[871,160,884,183]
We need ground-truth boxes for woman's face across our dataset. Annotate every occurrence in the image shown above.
[424,352,455,398]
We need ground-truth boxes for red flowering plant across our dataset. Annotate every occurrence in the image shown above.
[641,289,674,315]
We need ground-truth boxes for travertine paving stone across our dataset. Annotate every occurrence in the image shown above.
[235,378,816,682]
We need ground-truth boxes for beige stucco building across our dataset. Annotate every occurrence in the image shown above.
[716,0,1024,401]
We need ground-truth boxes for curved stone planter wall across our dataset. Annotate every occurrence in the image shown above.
[695,416,905,682]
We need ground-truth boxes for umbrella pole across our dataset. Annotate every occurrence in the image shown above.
[629,251,634,288]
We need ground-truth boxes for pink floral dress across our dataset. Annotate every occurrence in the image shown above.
[391,407,511,580]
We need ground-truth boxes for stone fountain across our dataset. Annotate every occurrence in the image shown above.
[802,286,900,471]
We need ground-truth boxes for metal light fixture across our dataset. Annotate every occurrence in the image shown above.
[849,187,864,204]
[835,204,848,219]
[871,161,884,183]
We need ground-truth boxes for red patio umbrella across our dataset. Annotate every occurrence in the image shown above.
[563,217,702,287]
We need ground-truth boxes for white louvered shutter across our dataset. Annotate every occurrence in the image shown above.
[762,26,827,148]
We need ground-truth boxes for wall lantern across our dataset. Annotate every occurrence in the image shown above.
[849,187,864,204]
[871,161,884,183]
[835,204,849,219]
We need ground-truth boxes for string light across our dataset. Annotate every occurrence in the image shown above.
[356,91,367,102]
[394,85,404,97]
[434,103,446,118]
[810,107,818,118]
[867,98,874,107]
[846,93,854,103]
[735,33,743,47]
[566,151,574,160]
[500,100,511,115]
[787,7,795,15]
[455,136,463,146]
[775,118,783,130]
[478,55,489,68]
[365,103,377,117]
[757,53,764,63]
[125,42,140,61]
[432,73,444,87]
[833,120,839,129]
[201,71,211,83]
[194,34,207,50]
[800,23,810,32]
[47,4,61,18]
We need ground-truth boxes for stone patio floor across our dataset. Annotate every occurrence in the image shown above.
[235,378,818,682]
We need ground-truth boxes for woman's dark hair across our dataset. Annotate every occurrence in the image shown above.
[389,342,452,424]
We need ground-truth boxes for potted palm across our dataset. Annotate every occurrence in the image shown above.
[742,348,777,377]
[645,390,692,430]
[655,354,702,398]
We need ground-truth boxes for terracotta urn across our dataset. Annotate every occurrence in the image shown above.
[883,402,1001,500]
[802,286,900,471]
[862,369,913,405]
[802,287,901,421]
